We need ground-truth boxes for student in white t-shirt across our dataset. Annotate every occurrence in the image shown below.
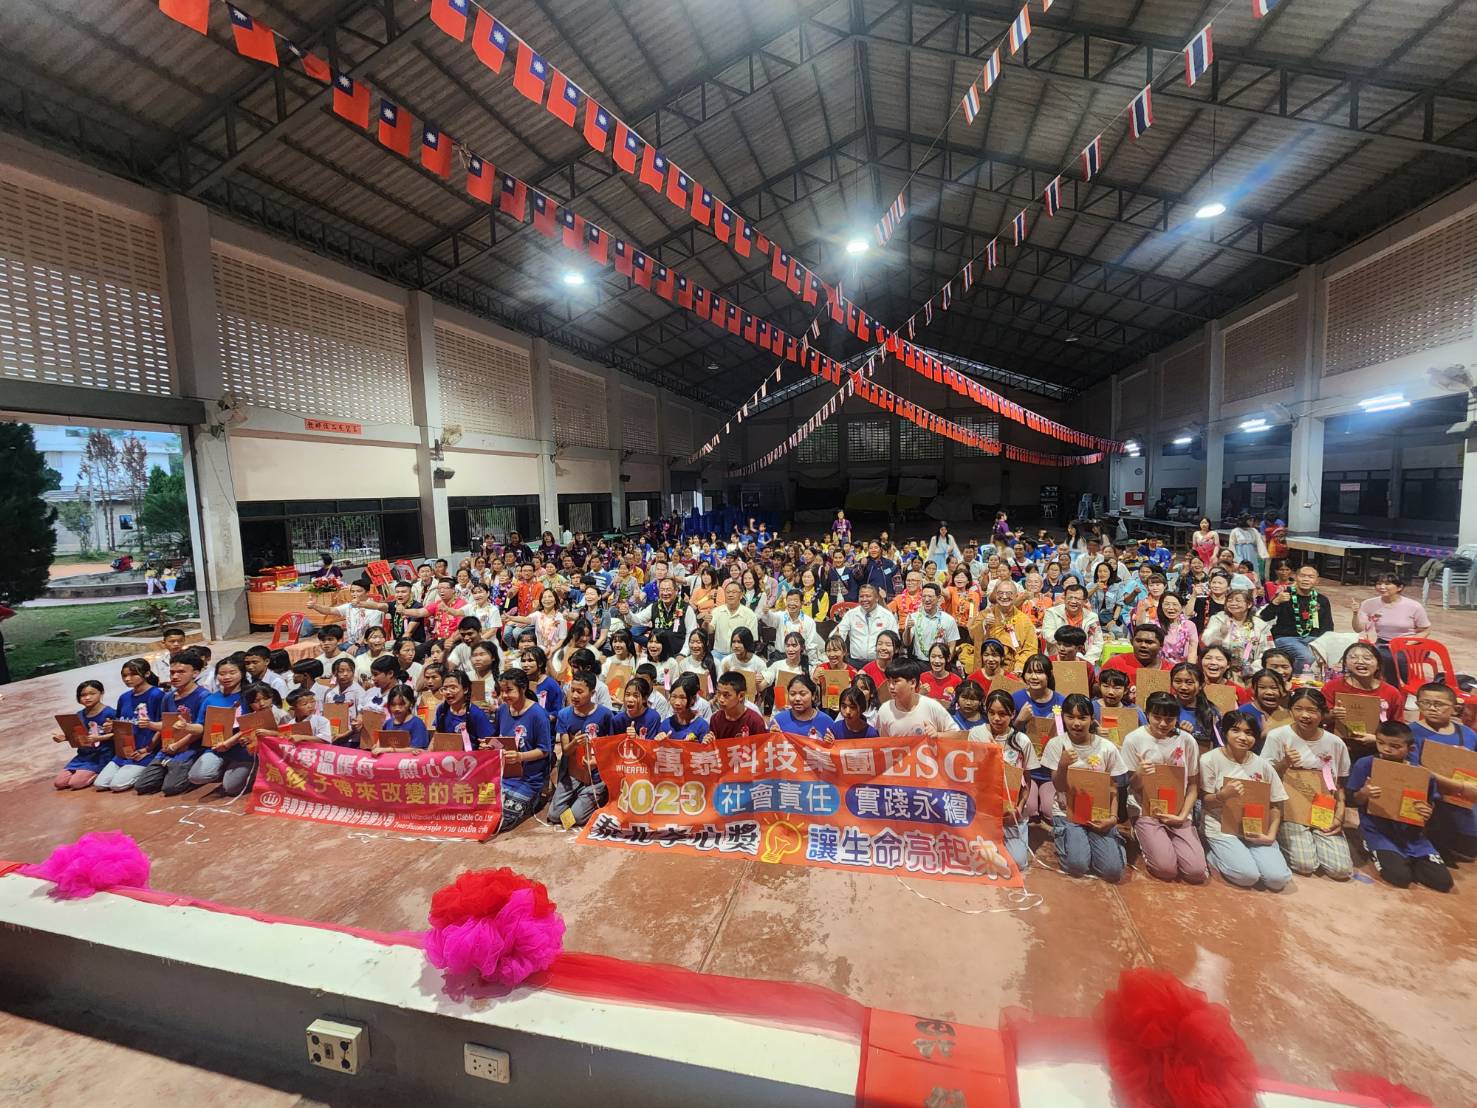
[1039,693,1128,881]
[877,657,957,737]
[1120,692,1208,884]
[1199,710,1292,891]
[967,689,1038,871]
[1260,687,1353,880]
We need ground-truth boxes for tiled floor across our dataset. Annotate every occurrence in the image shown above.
[2,581,1476,1104]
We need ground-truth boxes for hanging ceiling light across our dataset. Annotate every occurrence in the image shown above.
[845,238,869,255]
[1195,201,1226,219]
[561,271,586,287]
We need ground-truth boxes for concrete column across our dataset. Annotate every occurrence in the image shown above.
[161,195,247,639]
[406,292,451,559]
[1289,416,1325,534]
[1387,438,1403,520]
[607,374,625,528]
[1143,354,1162,502]
[1459,396,1477,546]
[1202,320,1225,522]
[655,392,672,513]
[529,338,560,533]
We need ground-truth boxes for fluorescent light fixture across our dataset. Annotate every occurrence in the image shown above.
[1172,435,1193,445]
[1063,335,1080,343]
[1358,393,1409,413]
[561,271,586,287]
[1240,418,1269,432]
[1195,201,1226,220]
[845,238,869,255]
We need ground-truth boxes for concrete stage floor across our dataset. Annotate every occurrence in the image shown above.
[3,579,1477,1105]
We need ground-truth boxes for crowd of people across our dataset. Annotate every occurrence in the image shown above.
[47,512,1474,892]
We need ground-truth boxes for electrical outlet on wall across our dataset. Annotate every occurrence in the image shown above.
[465,1042,510,1083]
[307,1018,368,1075]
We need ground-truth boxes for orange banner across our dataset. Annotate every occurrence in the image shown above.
[578,732,1021,886]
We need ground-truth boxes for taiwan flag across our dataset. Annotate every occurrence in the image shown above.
[666,167,693,211]
[531,193,558,238]
[421,127,453,178]
[376,100,412,156]
[547,68,581,126]
[691,187,714,226]
[284,41,331,83]
[513,44,550,105]
[430,0,469,41]
[613,121,641,174]
[560,208,585,250]
[466,156,494,203]
[639,147,668,193]
[227,6,278,66]
[583,100,613,153]
[497,174,527,221]
[471,10,511,73]
[584,224,608,265]
[332,73,370,129]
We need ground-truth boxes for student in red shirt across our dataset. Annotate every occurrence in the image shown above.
[708,672,769,739]
[1101,623,1170,704]
[860,630,903,689]
[967,639,1012,691]
[1323,641,1405,726]
[918,642,962,706]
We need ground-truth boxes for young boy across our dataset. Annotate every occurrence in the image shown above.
[286,688,333,744]
[547,671,617,828]
[1051,626,1098,691]
[153,626,188,682]
[708,671,768,738]
[878,658,958,737]
[313,625,353,677]
[291,658,327,709]
[444,617,486,680]
[635,662,670,717]
[361,655,400,714]
[1346,721,1450,891]
[243,645,289,700]
[1407,682,1477,863]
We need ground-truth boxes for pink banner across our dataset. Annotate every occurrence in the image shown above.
[249,736,503,840]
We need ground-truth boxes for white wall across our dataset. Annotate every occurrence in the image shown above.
[441,450,542,496]
[555,456,612,494]
[230,435,419,500]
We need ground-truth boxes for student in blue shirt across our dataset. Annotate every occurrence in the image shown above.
[495,667,554,831]
[1011,654,1064,726]
[95,657,167,792]
[547,671,617,828]
[772,673,834,740]
[51,680,115,790]
[1235,670,1289,752]
[657,675,711,742]
[186,655,255,794]
[377,684,431,750]
[951,680,987,731]
[432,671,495,749]
[830,687,879,740]
[521,646,565,724]
[1406,682,1477,863]
[612,676,662,739]
[136,648,211,796]
[1346,722,1452,891]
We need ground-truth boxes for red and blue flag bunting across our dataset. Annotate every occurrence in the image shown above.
[1011,209,1028,245]
[332,72,370,128]
[466,155,494,203]
[430,0,470,41]
[547,68,580,126]
[1184,25,1213,86]
[531,193,557,238]
[639,146,667,193]
[471,10,511,73]
[584,223,608,264]
[420,126,453,178]
[284,40,331,82]
[1081,135,1101,181]
[560,207,584,250]
[1043,175,1061,217]
[666,167,693,210]
[512,43,549,104]
[159,0,209,35]
[1008,5,1031,54]
[497,173,527,220]
[962,83,980,124]
[1130,85,1153,139]
[613,121,641,173]
[691,186,714,226]
[376,100,412,156]
[982,48,1001,92]
[583,101,613,153]
[228,5,278,65]
[1253,0,1277,16]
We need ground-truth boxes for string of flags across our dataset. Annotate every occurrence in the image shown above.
[890,0,1278,347]
[686,301,833,465]
[155,0,1124,457]
[728,375,858,478]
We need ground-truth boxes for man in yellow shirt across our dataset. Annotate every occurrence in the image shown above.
[983,580,1039,671]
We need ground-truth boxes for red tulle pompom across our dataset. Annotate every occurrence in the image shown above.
[428,868,555,929]
[1098,969,1258,1108]
[1331,1070,1433,1107]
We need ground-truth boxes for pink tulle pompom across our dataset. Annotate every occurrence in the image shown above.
[20,831,151,900]
[423,870,565,991]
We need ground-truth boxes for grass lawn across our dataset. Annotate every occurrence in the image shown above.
[1,601,182,681]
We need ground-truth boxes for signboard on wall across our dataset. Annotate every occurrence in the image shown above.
[304,419,363,435]
[1125,491,1145,506]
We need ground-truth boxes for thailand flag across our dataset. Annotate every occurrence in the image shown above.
[982,48,1001,92]
[962,260,973,291]
[962,83,981,125]
[876,212,893,245]
[1043,175,1061,217]
[1184,25,1212,87]
[1080,135,1101,181]
[1130,85,1153,139]
[891,193,907,222]
[1012,209,1027,245]
[925,300,933,326]
[1253,0,1277,16]
[985,238,998,269]
[1008,5,1031,54]
[942,282,952,311]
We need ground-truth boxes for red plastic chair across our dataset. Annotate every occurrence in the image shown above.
[829,601,858,621]
[268,612,305,651]
[1388,636,1469,703]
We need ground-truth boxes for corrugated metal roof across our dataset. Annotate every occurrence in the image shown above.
[3,0,1476,401]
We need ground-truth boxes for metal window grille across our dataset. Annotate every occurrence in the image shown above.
[549,362,608,448]
[1223,299,1299,401]
[848,419,891,464]
[435,323,533,437]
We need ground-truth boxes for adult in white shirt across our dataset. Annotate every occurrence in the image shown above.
[306,580,383,647]
[837,584,900,664]
[757,588,824,664]
[1040,583,1104,663]
[878,657,958,736]
[905,583,960,660]
[707,581,759,661]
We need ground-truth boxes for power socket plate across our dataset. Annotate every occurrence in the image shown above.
[307,1018,368,1075]
[465,1042,510,1083]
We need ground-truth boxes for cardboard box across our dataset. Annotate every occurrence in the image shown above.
[1281,768,1335,828]
[1420,739,1477,810]
[1367,759,1431,826]
[1133,665,1171,702]
[1204,684,1240,714]
[1219,778,1273,838]
[817,667,850,713]
[357,709,387,748]
[1066,765,1115,825]
[1335,692,1383,740]
[1054,659,1091,697]
[203,706,237,749]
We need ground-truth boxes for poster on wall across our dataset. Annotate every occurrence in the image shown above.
[1250,481,1267,509]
